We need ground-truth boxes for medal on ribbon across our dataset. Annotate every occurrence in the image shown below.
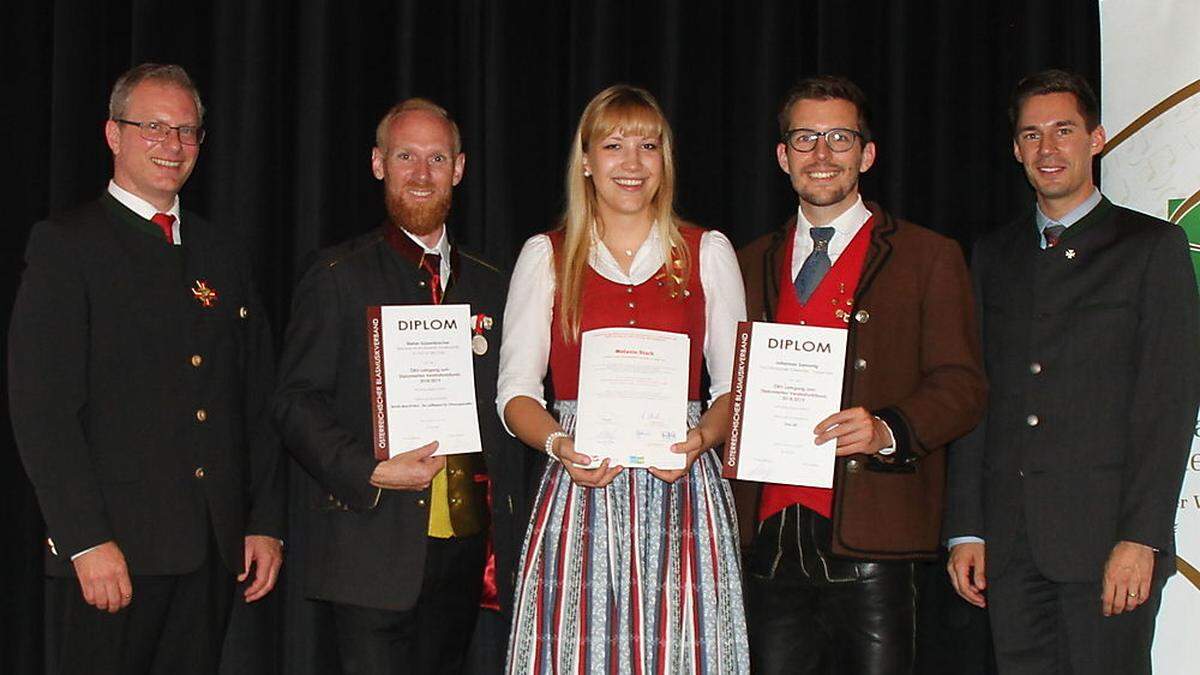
[471,313,492,355]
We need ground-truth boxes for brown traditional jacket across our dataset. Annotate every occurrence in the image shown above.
[733,202,986,560]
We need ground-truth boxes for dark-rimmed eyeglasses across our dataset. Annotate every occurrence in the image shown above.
[114,118,206,146]
[782,128,862,153]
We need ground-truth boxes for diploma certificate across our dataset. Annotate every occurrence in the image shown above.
[366,304,483,459]
[723,321,847,487]
[573,327,689,470]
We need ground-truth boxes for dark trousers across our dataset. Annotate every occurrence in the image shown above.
[745,505,915,675]
[47,544,234,675]
[988,522,1163,675]
[329,534,486,675]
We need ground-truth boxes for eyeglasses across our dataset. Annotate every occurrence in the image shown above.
[114,119,206,146]
[782,128,862,153]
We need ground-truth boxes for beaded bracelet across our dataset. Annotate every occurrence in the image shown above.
[543,430,569,459]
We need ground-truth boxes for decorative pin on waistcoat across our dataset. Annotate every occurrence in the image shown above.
[1065,249,1076,259]
[191,280,219,308]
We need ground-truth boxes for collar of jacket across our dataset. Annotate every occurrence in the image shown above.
[758,201,897,320]
[380,221,462,296]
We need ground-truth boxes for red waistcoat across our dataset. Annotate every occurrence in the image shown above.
[759,217,874,521]
[547,227,707,400]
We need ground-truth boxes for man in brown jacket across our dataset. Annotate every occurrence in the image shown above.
[736,75,986,675]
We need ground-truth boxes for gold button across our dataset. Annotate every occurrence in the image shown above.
[194,467,206,479]
[854,358,867,372]
[450,497,461,506]
[628,302,635,308]
[627,286,634,294]
[238,306,249,319]
[416,498,428,507]
[846,458,863,473]
[629,319,636,325]
[195,409,208,422]
[450,468,463,477]
[190,354,203,367]
[855,310,870,324]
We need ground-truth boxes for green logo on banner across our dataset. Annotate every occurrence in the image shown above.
[1169,198,1200,289]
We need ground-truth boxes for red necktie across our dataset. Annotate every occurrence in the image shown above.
[152,212,176,244]
[420,253,442,304]
[1044,224,1065,248]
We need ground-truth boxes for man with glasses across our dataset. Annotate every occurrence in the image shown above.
[9,63,284,674]
[735,75,986,674]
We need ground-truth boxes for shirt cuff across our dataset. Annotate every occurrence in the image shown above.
[69,543,103,561]
[875,416,896,455]
[947,536,985,548]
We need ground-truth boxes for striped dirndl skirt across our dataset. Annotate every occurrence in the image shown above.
[505,401,750,674]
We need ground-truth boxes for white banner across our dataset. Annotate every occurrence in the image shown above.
[1100,1,1200,670]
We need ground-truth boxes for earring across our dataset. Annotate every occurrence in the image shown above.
[583,169,591,177]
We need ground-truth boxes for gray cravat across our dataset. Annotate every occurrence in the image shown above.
[793,226,836,304]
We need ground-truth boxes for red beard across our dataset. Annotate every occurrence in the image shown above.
[386,183,452,237]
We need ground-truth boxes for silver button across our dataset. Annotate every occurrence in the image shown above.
[854,310,870,324]
[629,319,636,325]
[1029,362,1042,375]
[450,497,461,506]
[238,306,249,319]
[418,280,427,287]
[1017,469,1025,478]
[1026,414,1039,427]
[194,467,206,479]
[416,498,427,507]
[846,458,863,473]
[854,358,867,372]
[628,302,635,308]
[627,286,634,294]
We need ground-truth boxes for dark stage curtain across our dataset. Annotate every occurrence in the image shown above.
[2,1,1099,673]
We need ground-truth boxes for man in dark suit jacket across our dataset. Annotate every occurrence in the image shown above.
[8,63,285,674]
[735,76,987,675]
[945,70,1200,675]
[273,98,528,674]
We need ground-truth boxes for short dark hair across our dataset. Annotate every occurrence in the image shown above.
[777,75,872,144]
[1009,69,1099,134]
[109,63,204,123]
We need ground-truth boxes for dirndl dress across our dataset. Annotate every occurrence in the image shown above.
[505,227,749,674]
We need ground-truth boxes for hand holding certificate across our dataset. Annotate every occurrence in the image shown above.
[573,327,689,470]
[366,304,483,459]
[723,321,847,487]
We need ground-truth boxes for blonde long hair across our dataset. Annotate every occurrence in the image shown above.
[557,85,691,341]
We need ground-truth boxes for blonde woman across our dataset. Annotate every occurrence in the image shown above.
[498,85,749,673]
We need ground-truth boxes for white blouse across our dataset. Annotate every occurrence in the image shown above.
[495,226,748,429]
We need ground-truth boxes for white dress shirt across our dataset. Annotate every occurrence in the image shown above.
[107,180,182,245]
[402,226,452,289]
[496,225,747,432]
[789,195,872,282]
